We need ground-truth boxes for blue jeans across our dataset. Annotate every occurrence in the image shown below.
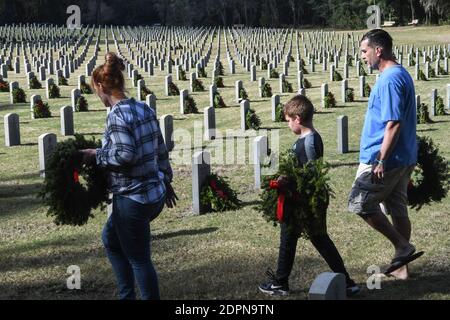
[102,194,165,300]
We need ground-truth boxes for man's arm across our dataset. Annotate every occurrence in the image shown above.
[372,120,401,182]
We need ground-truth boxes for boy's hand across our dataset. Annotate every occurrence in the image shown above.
[79,149,96,166]
[277,175,290,192]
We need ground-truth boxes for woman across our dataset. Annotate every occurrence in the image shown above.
[80,52,177,300]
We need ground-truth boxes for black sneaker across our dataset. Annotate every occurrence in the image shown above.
[346,280,361,296]
[258,268,289,296]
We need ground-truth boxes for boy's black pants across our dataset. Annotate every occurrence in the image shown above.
[276,222,352,286]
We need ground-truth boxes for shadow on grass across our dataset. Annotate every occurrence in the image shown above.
[329,161,360,168]
[152,227,218,241]
[0,182,42,218]
[417,128,438,132]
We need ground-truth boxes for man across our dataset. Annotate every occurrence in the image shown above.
[348,29,423,280]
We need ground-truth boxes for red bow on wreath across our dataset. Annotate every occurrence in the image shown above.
[73,170,80,183]
[269,180,285,222]
[408,179,414,191]
[210,179,227,199]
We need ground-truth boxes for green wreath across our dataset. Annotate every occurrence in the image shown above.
[179,68,187,81]
[324,92,336,108]
[303,78,312,89]
[408,136,450,210]
[49,84,61,98]
[58,75,68,86]
[417,103,432,124]
[345,88,354,102]
[140,86,154,100]
[0,79,9,92]
[33,99,52,118]
[168,82,180,95]
[213,92,226,108]
[270,69,279,79]
[185,95,198,113]
[38,134,109,226]
[12,87,26,103]
[239,87,248,100]
[435,96,446,116]
[75,95,89,112]
[261,83,272,97]
[364,83,371,97]
[30,75,42,89]
[198,67,207,78]
[275,102,285,122]
[214,77,224,88]
[282,79,293,93]
[200,173,242,212]
[332,70,343,81]
[80,81,93,94]
[258,151,333,239]
[217,61,225,76]
[192,78,205,92]
[246,108,261,130]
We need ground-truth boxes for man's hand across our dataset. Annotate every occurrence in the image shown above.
[79,149,96,166]
[371,162,384,184]
[165,181,178,208]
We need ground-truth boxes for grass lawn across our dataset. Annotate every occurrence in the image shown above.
[0,25,449,300]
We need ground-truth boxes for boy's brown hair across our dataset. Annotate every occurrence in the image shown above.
[283,94,315,122]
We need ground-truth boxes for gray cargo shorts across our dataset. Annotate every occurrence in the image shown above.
[348,163,415,217]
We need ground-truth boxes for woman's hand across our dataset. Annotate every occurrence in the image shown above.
[164,181,178,208]
[80,149,97,165]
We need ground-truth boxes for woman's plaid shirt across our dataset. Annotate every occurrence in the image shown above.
[96,98,172,204]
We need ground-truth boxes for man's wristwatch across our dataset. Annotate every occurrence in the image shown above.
[375,159,385,166]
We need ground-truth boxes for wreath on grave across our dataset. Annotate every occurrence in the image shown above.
[58,75,68,86]
[49,84,61,98]
[301,65,309,74]
[7,64,14,71]
[261,59,268,70]
[347,56,353,67]
[179,68,187,81]
[246,108,261,130]
[214,77,224,88]
[185,95,199,113]
[303,78,312,89]
[417,103,432,124]
[192,78,205,92]
[345,88,354,102]
[168,82,180,95]
[199,173,242,212]
[359,64,367,76]
[438,66,448,76]
[282,79,293,93]
[198,67,207,78]
[33,99,52,118]
[141,86,154,100]
[324,92,336,108]
[213,92,226,108]
[80,81,92,94]
[332,70,343,81]
[75,95,89,112]
[410,58,416,65]
[38,134,109,226]
[408,135,450,210]
[435,96,446,116]
[364,83,371,97]
[0,79,9,92]
[12,87,26,103]
[270,69,279,79]
[258,150,332,239]
[134,73,143,87]
[428,68,436,78]
[275,102,285,122]
[239,87,248,100]
[262,82,272,97]
[217,61,225,76]
[418,70,427,81]
[289,56,295,62]
[30,75,42,89]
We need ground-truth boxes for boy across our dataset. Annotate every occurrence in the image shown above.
[259,95,360,296]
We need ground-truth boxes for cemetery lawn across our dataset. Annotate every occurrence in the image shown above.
[0,26,449,300]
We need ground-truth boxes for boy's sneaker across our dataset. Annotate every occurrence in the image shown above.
[258,268,289,296]
[346,280,361,296]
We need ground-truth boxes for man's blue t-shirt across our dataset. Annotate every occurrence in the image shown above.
[359,65,417,169]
